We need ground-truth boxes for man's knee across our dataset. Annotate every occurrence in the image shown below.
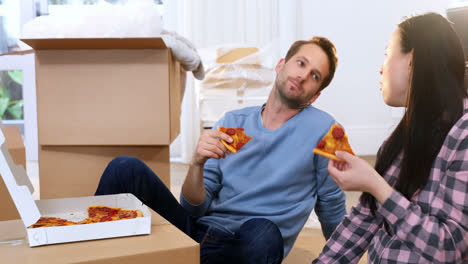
[108,156,145,170]
[96,156,146,195]
[239,218,284,262]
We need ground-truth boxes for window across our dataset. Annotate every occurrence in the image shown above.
[0,70,23,121]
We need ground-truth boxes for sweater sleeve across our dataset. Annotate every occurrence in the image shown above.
[180,160,223,217]
[314,153,347,239]
[313,145,386,263]
[180,120,225,217]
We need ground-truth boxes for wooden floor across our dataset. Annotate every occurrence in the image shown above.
[170,155,376,263]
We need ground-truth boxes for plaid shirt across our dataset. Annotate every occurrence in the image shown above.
[314,101,468,264]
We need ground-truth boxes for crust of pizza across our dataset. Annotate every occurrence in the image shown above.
[221,140,238,153]
[313,148,342,161]
[135,210,144,218]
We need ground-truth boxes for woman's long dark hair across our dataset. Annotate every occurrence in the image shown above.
[361,13,467,214]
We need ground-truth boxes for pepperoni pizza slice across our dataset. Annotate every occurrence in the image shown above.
[313,123,355,161]
[28,217,77,228]
[28,206,143,228]
[217,126,253,153]
[84,205,143,223]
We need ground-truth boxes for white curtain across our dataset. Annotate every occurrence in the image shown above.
[166,0,302,163]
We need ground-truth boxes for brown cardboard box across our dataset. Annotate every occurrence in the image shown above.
[39,145,170,199]
[23,38,181,146]
[21,38,182,199]
[0,216,199,264]
[0,126,26,220]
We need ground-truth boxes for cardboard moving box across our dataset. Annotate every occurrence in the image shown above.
[22,38,181,146]
[22,37,182,198]
[39,145,169,199]
[0,125,26,220]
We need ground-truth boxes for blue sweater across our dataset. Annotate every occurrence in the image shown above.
[181,105,346,256]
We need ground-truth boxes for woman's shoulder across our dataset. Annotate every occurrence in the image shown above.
[448,99,468,138]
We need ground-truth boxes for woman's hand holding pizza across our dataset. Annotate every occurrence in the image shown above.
[328,151,393,204]
[192,130,233,166]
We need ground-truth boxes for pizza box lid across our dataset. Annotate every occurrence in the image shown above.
[0,129,152,246]
[0,128,39,227]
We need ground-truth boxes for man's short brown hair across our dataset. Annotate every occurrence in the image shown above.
[285,37,338,91]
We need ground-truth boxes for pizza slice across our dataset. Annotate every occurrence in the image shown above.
[313,123,355,161]
[217,126,253,153]
[28,206,143,228]
[85,205,143,223]
[29,217,77,228]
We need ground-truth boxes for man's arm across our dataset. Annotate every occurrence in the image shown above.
[314,155,347,239]
[182,129,233,205]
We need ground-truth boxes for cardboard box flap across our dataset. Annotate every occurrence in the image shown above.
[2,126,25,150]
[21,38,167,50]
[0,130,40,227]
[0,49,34,57]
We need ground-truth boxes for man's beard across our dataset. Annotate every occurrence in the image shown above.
[275,77,314,109]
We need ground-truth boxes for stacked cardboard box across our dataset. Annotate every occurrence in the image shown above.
[23,38,181,199]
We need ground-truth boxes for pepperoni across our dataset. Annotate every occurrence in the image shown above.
[100,216,112,222]
[108,210,118,217]
[119,213,131,219]
[317,140,326,148]
[226,128,236,136]
[100,207,111,212]
[332,127,345,139]
[89,212,96,217]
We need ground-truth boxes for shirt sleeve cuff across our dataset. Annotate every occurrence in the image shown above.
[377,190,411,226]
[180,191,210,218]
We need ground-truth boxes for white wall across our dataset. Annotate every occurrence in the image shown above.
[171,0,453,160]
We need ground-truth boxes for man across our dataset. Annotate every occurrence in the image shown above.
[95,36,346,264]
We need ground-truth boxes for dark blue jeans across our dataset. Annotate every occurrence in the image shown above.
[95,156,284,264]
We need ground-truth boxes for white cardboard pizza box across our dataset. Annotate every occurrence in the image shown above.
[0,129,151,247]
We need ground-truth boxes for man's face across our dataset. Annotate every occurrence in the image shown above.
[274,44,330,109]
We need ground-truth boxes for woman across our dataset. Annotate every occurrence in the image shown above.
[313,13,468,263]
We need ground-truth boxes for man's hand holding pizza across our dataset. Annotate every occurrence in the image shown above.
[185,127,252,204]
[191,129,233,167]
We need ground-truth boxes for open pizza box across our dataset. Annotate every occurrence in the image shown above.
[0,130,151,247]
